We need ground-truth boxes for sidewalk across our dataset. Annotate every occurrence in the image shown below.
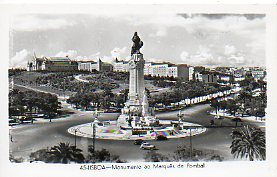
[210,110,266,124]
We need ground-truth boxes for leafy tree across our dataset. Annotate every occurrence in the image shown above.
[219,100,228,111]
[255,108,265,121]
[226,100,239,116]
[173,145,204,161]
[144,150,169,162]
[86,147,123,163]
[209,155,224,162]
[9,90,60,117]
[30,148,50,162]
[114,95,124,108]
[238,91,252,104]
[210,100,220,115]
[258,92,267,106]
[230,125,265,161]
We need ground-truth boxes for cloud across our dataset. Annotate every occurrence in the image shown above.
[180,51,189,62]
[180,45,247,67]
[111,47,127,59]
[55,50,78,58]
[10,49,30,68]
[224,45,236,56]
[149,28,168,37]
[11,15,75,31]
[75,52,101,61]
[227,55,245,65]
[100,47,129,63]
[183,14,265,20]
[147,58,164,63]
[134,14,265,43]
[54,50,102,62]
[10,14,265,67]
[101,56,112,63]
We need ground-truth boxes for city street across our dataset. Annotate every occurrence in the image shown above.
[10,83,265,162]
[10,99,263,162]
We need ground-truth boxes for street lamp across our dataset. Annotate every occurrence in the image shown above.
[74,129,77,147]
[63,78,66,99]
[92,122,96,153]
[184,125,194,161]
[189,128,192,160]
[177,110,184,122]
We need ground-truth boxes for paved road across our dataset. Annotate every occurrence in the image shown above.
[10,101,264,162]
[10,84,264,162]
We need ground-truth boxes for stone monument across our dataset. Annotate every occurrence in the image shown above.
[117,32,156,128]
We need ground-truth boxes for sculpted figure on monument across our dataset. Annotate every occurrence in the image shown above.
[131,32,143,55]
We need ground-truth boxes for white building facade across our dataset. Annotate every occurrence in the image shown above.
[113,59,129,72]
[78,59,102,72]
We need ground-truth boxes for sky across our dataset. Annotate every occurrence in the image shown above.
[9,13,266,68]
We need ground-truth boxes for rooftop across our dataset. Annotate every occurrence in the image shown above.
[48,57,71,62]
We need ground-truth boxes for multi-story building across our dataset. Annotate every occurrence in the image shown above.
[27,54,46,71]
[78,59,102,72]
[233,68,244,78]
[150,63,168,77]
[27,54,78,71]
[167,65,178,77]
[194,72,203,82]
[249,67,266,80]
[144,62,153,76]
[113,58,129,72]
[193,66,205,73]
[195,71,218,83]
[45,57,78,71]
[188,66,194,81]
[112,59,193,80]
[202,71,218,83]
[143,62,191,80]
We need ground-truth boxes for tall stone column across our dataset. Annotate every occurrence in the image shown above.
[117,32,156,128]
[128,53,145,105]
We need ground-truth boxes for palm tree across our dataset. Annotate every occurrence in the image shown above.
[230,125,265,161]
[47,142,85,163]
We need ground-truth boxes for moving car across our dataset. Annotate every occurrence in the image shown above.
[140,142,156,150]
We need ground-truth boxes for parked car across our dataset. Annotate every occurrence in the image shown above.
[134,139,144,145]
[156,135,168,141]
[214,115,220,119]
[140,142,156,150]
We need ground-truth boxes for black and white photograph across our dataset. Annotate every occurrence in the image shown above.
[1,2,277,177]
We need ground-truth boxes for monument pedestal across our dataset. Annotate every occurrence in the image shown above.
[117,53,156,129]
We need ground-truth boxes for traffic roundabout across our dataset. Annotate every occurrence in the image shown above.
[67,120,206,140]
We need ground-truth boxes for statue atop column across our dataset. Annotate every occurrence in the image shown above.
[131,32,143,55]
[117,32,156,128]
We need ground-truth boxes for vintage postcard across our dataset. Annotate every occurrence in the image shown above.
[0,2,276,177]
